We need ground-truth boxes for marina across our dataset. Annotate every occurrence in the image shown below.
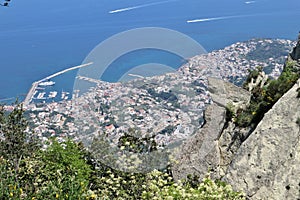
[23,62,93,106]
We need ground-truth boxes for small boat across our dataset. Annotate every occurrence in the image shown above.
[48,91,58,98]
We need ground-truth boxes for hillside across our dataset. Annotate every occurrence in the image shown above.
[26,38,295,149]
[1,35,300,199]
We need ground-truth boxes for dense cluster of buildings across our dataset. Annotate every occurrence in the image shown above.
[26,39,295,149]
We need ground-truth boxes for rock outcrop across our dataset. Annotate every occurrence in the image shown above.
[224,79,300,199]
[172,77,251,180]
[172,35,300,199]
[172,76,300,199]
[290,33,300,61]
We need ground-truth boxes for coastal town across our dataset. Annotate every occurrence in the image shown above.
[24,38,295,150]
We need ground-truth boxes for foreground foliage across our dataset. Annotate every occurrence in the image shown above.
[0,105,244,199]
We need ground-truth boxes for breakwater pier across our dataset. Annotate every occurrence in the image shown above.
[23,62,93,107]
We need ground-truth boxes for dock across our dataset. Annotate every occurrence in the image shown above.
[76,75,103,84]
[23,62,93,107]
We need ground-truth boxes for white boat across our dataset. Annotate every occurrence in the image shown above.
[39,81,55,86]
[48,91,58,98]
[61,91,69,100]
[37,92,46,99]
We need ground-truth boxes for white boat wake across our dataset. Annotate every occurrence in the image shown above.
[109,0,177,14]
[187,16,237,23]
[245,1,256,4]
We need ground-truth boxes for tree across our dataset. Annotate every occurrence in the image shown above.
[0,103,38,174]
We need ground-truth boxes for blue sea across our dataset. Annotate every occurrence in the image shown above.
[0,0,299,102]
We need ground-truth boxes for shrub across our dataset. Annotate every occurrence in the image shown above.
[243,66,262,90]
[0,104,245,199]
[28,139,92,198]
[236,111,253,128]
[237,60,300,128]
[90,169,245,200]
[225,102,236,123]
[141,171,245,200]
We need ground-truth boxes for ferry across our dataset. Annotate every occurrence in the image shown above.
[39,80,55,87]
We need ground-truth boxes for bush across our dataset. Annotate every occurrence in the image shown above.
[141,171,245,200]
[0,104,245,199]
[90,169,245,200]
[243,66,262,90]
[236,111,253,128]
[237,60,300,128]
[35,139,92,199]
[225,102,236,123]
[0,139,93,199]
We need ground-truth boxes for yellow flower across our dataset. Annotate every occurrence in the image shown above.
[90,193,97,199]
[10,192,13,197]
[56,193,59,199]
[125,141,130,146]
[32,197,36,200]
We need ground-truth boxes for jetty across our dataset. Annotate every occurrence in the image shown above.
[23,62,93,107]
[76,75,103,84]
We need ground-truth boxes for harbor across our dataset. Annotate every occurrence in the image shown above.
[23,62,93,107]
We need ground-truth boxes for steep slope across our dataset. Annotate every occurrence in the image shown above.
[173,34,300,199]
[224,79,300,199]
[172,77,251,180]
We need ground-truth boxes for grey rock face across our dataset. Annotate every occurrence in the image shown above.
[290,33,300,61]
[224,79,300,199]
[172,74,300,199]
[208,77,251,109]
[171,103,226,180]
[171,77,251,180]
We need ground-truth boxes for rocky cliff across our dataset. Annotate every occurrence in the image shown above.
[290,33,300,61]
[172,77,300,199]
[172,34,300,199]
[224,78,300,199]
[172,77,251,180]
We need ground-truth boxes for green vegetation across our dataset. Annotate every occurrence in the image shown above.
[242,66,262,90]
[118,132,157,153]
[147,88,180,108]
[0,104,39,174]
[225,102,236,123]
[245,41,290,62]
[235,61,300,128]
[158,125,177,135]
[0,104,244,199]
